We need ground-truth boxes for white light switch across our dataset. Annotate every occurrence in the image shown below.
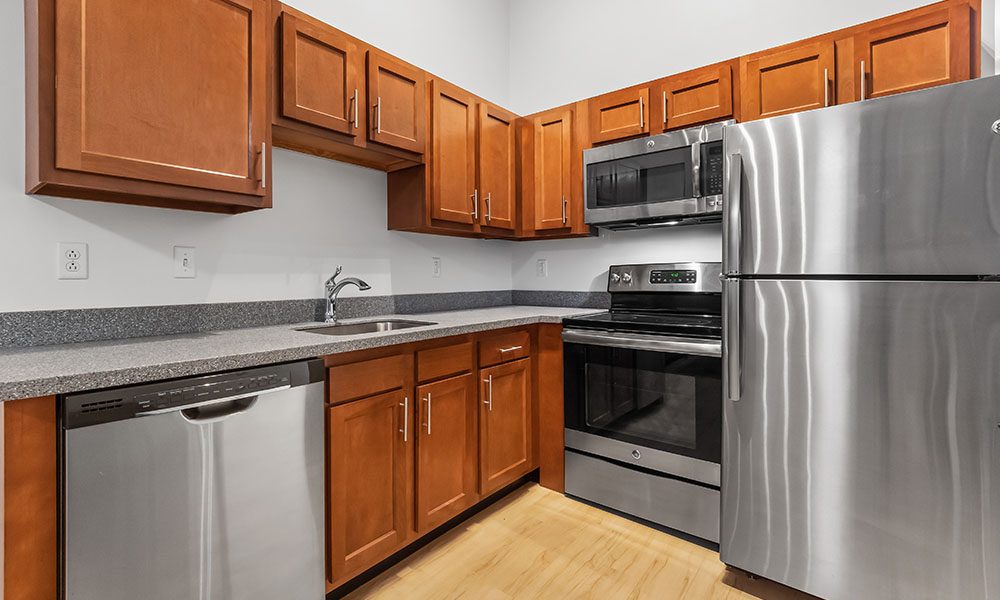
[173,246,196,278]
[57,242,89,280]
[536,259,548,278]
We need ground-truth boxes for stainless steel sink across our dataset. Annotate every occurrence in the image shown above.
[297,319,437,336]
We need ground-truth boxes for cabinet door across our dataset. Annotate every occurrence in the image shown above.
[480,358,532,495]
[742,41,835,121]
[654,63,734,131]
[429,80,478,225]
[328,389,412,584]
[367,50,426,154]
[534,111,573,231]
[478,103,517,231]
[415,373,478,533]
[280,12,362,137]
[54,0,268,196]
[588,87,650,144]
[854,4,973,101]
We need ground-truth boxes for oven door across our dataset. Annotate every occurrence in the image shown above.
[563,329,722,486]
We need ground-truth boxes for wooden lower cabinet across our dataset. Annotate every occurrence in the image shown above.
[415,373,478,532]
[327,389,412,586]
[479,358,533,495]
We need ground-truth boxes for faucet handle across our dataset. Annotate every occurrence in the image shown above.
[333,265,343,280]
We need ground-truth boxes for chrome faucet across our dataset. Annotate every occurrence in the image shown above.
[324,266,372,323]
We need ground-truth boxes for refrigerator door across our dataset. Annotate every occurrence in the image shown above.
[723,74,1000,276]
[722,279,1000,600]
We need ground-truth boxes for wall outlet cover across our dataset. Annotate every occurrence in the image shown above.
[57,242,89,280]
[173,246,196,278]
[432,257,442,278]
[536,258,548,278]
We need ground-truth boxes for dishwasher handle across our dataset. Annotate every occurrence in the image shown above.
[181,396,258,424]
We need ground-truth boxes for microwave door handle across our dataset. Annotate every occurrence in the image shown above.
[724,153,742,275]
[691,141,701,198]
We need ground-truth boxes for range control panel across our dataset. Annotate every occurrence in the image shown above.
[608,262,722,293]
[134,371,291,412]
[650,269,697,284]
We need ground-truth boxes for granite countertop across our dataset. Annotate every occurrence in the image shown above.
[0,306,598,401]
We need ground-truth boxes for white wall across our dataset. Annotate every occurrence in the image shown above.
[508,0,997,292]
[0,0,513,312]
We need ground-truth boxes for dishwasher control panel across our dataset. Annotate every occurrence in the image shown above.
[63,361,319,429]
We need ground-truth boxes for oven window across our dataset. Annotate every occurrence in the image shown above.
[586,146,693,209]
[565,343,721,463]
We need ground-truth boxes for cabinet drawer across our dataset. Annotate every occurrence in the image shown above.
[328,354,409,404]
[479,331,531,367]
[417,341,474,383]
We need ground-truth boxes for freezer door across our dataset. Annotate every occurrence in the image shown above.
[722,279,1000,599]
[723,75,1000,276]
[64,384,326,600]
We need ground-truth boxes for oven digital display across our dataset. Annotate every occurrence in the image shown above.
[650,270,697,284]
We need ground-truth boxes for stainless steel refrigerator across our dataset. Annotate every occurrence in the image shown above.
[721,75,1000,600]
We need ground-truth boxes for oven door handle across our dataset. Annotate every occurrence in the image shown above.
[561,329,721,357]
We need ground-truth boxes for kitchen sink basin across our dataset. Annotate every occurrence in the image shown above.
[297,319,437,336]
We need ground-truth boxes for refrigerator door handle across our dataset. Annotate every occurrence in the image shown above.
[724,153,742,275]
[725,278,742,402]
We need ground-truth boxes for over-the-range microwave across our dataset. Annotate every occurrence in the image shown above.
[583,120,731,230]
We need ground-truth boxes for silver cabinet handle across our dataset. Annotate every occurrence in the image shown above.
[471,189,479,220]
[724,153,742,275]
[561,196,568,225]
[485,192,492,223]
[860,61,866,101]
[352,88,359,129]
[483,375,493,412]
[662,90,668,126]
[499,345,523,353]
[374,96,381,133]
[638,95,644,129]
[423,393,431,435]
[691,141,702,198]
[823,68,829,107]
[725,279,742,402]
[259,142,267,189]
[399,396,409,442]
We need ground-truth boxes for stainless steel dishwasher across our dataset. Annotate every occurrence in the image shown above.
[62,359,326,600]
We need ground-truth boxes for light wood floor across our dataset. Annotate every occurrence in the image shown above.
[346,483,814,600]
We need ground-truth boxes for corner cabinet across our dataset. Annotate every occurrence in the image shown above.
[26,0,272,213]
[387,78,519,237]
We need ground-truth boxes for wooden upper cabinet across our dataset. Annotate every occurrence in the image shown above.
[480,358,532,495]
[430,80,478,225]
[652,63,734,132]
[327,389,412,585]
[29,0,271,211]
[854,3,975,101]
[741,41,835,121]
[368,49,426,154]
[588,87,650,144]
[415,373,478,533]
[533,110,573,231]
[478,104,517,231]
[280,12,362,137]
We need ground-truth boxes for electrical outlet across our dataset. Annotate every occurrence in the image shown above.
[536,259,548,278]
[173,246,196,278]
[57,242,88,280]
[431,257,442,278]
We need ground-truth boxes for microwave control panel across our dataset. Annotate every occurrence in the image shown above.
[702,141,724,197]
[650,270,697,284]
